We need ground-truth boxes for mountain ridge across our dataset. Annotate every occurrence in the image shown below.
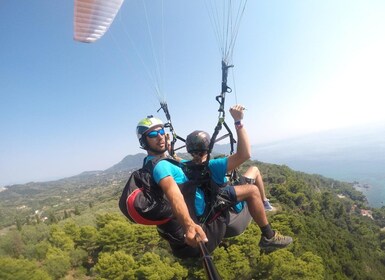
[3,122,384,192]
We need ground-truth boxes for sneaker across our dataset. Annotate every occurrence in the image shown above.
[259,231,293,252]
[263,199,273,211]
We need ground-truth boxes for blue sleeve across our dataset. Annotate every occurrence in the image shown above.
[153,160,187,184]
[208,157,228,184]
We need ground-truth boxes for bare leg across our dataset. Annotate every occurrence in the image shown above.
[243,166,268,202]
[233,184,268,227]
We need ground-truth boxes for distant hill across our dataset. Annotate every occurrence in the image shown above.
[105,153,147,172]
[251,123,385,177]
[0,153,149,229]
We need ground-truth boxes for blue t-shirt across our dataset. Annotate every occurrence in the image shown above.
[208,157,244,213]
[145,156,188,185]
[207,157,228,184]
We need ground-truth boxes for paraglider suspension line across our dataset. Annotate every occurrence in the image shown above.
[158,102,185,156]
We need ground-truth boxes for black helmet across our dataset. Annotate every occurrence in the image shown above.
[186,130,211,153]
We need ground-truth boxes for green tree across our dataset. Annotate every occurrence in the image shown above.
[0,256,51,280]
[43,247,71,279]
[69,247,88,267]
[48,225,74,251]
[64,210,70,219]
[136,252,188,280]
[63,220,81,240]
[24,240,51,261]
[77,225,99,255]
[16,218,22,231]
[256,250,324,280]
[0,231,25,258]
[95,212,123,228]
[47,212,58,224]
[212,246,251,280]
[35,213,41,224]
[21,223,50,245]
[74,205,81,216]
[94,250,137,280]
[98,219,136,251]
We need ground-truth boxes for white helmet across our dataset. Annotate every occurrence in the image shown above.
[136,116,164,148]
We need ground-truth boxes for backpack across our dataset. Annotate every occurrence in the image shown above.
[118,156,181,225]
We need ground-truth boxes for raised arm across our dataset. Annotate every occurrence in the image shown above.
[226,104,251,172]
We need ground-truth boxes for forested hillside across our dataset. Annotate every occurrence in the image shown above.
[1,159,385,279]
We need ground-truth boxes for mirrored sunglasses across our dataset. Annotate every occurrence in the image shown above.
[146,128,165,138]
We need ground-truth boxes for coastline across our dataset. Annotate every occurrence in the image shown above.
[352,179,385,208]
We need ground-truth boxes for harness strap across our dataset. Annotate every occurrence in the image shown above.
[126,188,172,225]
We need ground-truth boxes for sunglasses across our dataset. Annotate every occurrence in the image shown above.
[146,128,165,138]
[191,151,206,157]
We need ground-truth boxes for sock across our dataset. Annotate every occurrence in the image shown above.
[260,224,275,239]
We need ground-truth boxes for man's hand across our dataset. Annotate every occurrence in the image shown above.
[184,223,208,247]
[159,176,207,247]
[229,104,245,122]
[227,104,251,171]
[165,133,172,154]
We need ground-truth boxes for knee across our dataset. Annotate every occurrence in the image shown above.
[249,186,262,200]
[252,166,261,176]
[245,166,260,178]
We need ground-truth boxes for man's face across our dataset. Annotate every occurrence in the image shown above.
[191,151,208,164]
[145,126,167,154]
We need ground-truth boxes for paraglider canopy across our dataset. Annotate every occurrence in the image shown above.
[73,0,125,43]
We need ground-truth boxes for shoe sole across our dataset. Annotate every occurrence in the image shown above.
[259,241,293,254]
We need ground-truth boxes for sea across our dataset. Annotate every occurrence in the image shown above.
[354,178,385,208]
[251,123,385,208]
[255,158,385,208]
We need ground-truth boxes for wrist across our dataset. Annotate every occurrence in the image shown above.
[235,120,243,130]
[183,221,195,232]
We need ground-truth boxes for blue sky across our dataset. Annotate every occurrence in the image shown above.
[1,0,385,186]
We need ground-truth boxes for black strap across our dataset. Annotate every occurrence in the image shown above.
[158,102,185,157]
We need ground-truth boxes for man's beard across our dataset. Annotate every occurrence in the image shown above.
[147,143,168,155]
